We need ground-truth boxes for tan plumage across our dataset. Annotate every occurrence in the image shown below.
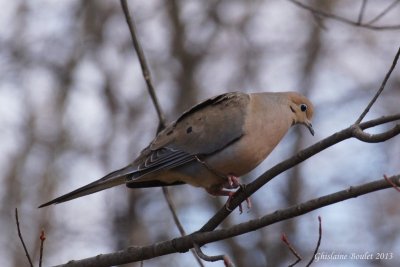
[39,91,314,208]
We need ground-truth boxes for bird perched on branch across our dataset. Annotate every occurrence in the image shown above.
[39,91,314,210]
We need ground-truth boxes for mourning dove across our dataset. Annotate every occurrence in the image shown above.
[39,91,314,208]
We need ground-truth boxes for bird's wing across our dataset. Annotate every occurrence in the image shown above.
[128,92,250,182]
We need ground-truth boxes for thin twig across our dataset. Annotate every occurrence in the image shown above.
[306,216,322,267]
[357,0,367,24]
[39,229,46,267]
[162,188,185,234]
[193,243,234,267]
[289,0,400,30]
[120,0,166,131]
[281,234,302,267]
[15,208,34,267]
[162,188,205,267]
[366,0,400,25]
[355,46,400,124]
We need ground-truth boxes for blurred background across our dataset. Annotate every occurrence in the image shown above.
[1,0,400,266]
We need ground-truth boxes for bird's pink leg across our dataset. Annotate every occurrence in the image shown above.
[226,175,252,211]
[207,175,251,213]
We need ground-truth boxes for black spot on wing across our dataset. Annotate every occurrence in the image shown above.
[186,126,192,133]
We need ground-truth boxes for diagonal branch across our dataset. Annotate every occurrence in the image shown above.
[357,0,367,24]
[355,46,400,124]
[162,187,205,267]
[51,175,400,267]
[120,0,166,130]
[281,234,302,266]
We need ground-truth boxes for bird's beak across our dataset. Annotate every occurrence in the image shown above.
[305,121,314,136]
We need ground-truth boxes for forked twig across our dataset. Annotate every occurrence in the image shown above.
[366,0,400,25]
[281,216,322,267]
[281,234,302,267]
[15,208,34,267]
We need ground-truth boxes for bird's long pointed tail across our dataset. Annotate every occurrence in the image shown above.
[38,165,137,208]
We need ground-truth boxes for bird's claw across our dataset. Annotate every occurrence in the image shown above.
[224,184,251,214]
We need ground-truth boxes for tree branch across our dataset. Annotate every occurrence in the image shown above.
[289,0,400,30]
[281,234,302,266]
[366,0,400,25]
[162,187,205,267]
[120,0,166,130]
[357,0,367,24]
[352,124,400,143]
[51,175,400,267]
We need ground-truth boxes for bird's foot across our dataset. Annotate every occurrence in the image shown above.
[206,183,251,214]
[226,189,251,214]
[233,184,252,213]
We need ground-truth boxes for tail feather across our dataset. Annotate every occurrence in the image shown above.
[38,165,137,208]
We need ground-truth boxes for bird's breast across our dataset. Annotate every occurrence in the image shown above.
[205,107,292,177]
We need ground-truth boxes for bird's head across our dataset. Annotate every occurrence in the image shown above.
[287,92,314,136]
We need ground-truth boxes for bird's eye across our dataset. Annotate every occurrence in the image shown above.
[300,104,307,112]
